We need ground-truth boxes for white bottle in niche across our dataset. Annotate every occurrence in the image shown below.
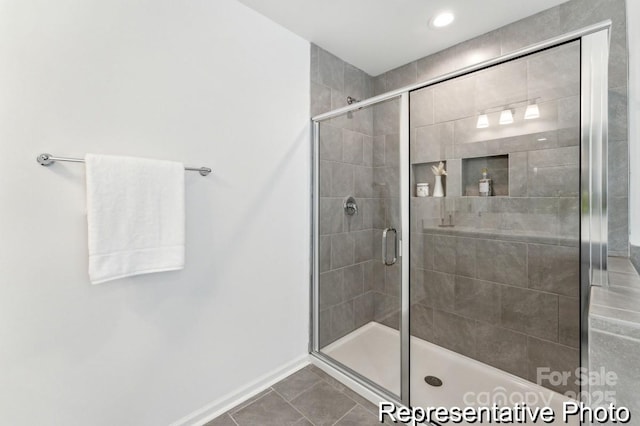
[416,183,429,197]
[479,168,492,197]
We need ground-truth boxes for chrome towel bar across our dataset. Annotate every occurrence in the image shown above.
[36,153,212,176]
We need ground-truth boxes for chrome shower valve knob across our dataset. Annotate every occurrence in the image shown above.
[343,196,358,216]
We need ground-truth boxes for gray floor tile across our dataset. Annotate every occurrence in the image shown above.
[340,388,378,414]
[231,391,303,426]
[334,404,381,425]
[204,413,237,426]
[307,365,348,392]
[272,368,323,401]
[290,382,357,426]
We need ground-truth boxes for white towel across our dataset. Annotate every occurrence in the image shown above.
[85,154,185,284]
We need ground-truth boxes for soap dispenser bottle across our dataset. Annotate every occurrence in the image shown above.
[479,168,492,197]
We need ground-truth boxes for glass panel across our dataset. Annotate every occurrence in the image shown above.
[316,97,402,397]
[409,41,581,409]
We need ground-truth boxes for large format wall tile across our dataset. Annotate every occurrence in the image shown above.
[528,244,579,297]
[476,323,528,378]
[502,286,559,341]
[433,310,477,359]
[527,337,579,395]
[412,122,454,164]
[476,240,527,286]
[609,87,628,142]
[318,48,344,92]
[423,270,455,310]
[386,61,417,91]
[319,125,342,162]
[411,303,434,342]
[319,198,343,235]
[319,269,344,310]
[559,0,628,88]
[609,140,629,198]
[454,276,501,324]
[609,196,629,255]
[344,63,372,102]
[330,301,355,341]
[331,233,355,269]
[500,7,561,54]
[558,296,580,348]
[416,46,462,83]
[527,42,580,102]
[434,76,476,123]
[475,60,527,111]
[311,82,332,116]
[410,87,434,128]
[354,292,374,329]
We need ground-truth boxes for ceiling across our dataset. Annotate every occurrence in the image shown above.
[237,0,569,76]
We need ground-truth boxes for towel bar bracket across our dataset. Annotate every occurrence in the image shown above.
[36,153,212,176]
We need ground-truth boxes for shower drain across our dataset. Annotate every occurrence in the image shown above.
[424,375,443,387]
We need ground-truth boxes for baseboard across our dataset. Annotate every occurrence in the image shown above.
[170,354,310,426]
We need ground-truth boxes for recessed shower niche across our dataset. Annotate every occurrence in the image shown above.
[461,154,509,196]
[411,161,446,197]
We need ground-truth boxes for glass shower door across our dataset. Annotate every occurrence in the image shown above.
[314,96,405,399]
[409,40,582,409]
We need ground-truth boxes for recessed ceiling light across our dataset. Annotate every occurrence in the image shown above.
[431,12,455,28]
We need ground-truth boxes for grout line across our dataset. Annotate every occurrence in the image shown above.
[330,405,358,426]
[270,387,316,426]
[288,381,323,402]
[274,369,325,403]
[228,413,239,426]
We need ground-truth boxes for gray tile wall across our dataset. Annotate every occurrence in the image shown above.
[313,45,378,347]
[374,0,629,255]
[370,98,403,331]
[314,44,405,347]
[311,0,627,396]
[412,231,580,395]
[406,40,582,396]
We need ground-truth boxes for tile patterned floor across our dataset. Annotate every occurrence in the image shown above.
[205,364,388,426]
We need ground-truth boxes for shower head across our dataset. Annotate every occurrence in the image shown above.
[346,96,359,105]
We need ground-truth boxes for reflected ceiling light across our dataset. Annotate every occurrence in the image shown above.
[538,137,548,142]
[525,102,540,120]
[476,114,489,129]
[499,109,514,125]
[431,12,455,28]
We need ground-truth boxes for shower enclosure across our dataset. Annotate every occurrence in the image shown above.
[311,23,610,411]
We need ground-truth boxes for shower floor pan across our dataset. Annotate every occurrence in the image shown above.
[323,322,577,426]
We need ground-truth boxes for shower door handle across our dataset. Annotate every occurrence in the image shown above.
[382,227,398,266]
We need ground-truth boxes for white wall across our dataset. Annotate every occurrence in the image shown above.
[629,0,640,245]
[0,1,310,425]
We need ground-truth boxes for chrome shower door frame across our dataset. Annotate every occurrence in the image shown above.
[310,93,410,406]
[580,28,610,400]
[310,21,611,411]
